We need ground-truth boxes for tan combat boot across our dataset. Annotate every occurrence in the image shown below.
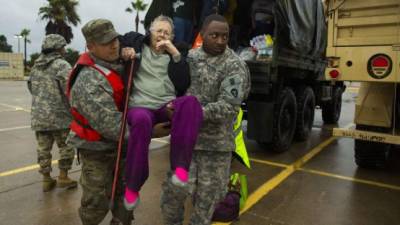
[57,169,78,189]
[42,173,56,192]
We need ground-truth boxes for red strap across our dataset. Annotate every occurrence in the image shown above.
[67,53,125,141]
[70,120,101,141]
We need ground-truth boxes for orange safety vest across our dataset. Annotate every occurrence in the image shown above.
[66,53,124,141]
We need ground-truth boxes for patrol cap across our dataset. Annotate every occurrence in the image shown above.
[82,19,119,44]
[41,34,67,51]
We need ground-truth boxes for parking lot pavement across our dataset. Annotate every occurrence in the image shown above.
[1,81,400,225]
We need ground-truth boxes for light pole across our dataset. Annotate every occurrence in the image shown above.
[14,34,23,53]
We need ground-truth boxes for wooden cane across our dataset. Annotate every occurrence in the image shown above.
[110,57,136,209]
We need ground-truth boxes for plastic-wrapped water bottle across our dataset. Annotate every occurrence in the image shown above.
[250,34,274,61]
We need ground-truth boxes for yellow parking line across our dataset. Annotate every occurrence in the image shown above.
[213,136,336,225]
[0,103,30,112]
[346,87,359,93]
[0,159,59,177]
[0,141,168,177]
[0,155,78,177]
[298,168,400,191]
[250,158,400,191]
[0,126,30,133]
[249,158,288,168]
[244,137,335,209]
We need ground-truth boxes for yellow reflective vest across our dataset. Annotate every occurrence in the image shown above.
[234,109,251,168]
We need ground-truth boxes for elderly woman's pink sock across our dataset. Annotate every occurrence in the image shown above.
[124,187,139,204]
[175,167,188,182]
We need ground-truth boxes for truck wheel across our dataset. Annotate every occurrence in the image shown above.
[322,86,342,124]
[295,86,315,141]
[271,87,297,152]
[354,125,390,168]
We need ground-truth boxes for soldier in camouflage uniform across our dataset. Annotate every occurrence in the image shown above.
[68,18,171,225]
[66,19,141,225]
[160,14,251,225]
[29,34,77,192]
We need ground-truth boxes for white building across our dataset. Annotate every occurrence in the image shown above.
[0,53,24,80]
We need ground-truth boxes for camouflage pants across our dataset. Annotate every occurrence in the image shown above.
[79,149,133,225]
[35,129,74,174]
[161,151,232,225]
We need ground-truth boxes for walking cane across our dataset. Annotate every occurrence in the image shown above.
[110,57,136,209]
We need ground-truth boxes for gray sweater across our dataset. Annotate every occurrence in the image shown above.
[129,45,176,110]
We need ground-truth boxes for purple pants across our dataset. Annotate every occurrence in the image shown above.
[125,95,203,192]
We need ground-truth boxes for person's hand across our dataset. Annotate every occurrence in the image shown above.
[121,47,137,61]
[156,40,179,56]
[165,102,174,120]
[152,122,171,138]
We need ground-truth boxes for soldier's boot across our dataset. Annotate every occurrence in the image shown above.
[42,173,56,192]
[57,169,78,189]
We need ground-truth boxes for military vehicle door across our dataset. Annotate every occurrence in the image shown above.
[333,0,399,47]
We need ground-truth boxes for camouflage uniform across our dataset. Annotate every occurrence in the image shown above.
[29,34,74,174]
[67,19,133,225]
[161,47,251,225]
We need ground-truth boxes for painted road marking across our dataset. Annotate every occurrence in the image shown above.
[213,122,361,225]
[251,159,400,191]
[0,156,77,177]
[213,137,337,225]
[298,168,400,191]
[346,87,359,93]
[0,160,58,177]
[0,103,30,112]
[0,140,168,177]
[0,126,30,133]
[2,121,399,224]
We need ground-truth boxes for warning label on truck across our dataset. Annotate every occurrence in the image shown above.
[333,128,400,145]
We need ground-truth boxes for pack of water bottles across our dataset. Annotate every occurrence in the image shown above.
[250,34,274,61]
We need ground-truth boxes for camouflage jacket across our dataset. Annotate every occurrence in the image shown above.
[30,52,72,131]
[187,47,250,152]
[66,54,126,151]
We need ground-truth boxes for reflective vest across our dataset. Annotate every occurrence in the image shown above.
[66,53,124,141]
[234,109,251,168]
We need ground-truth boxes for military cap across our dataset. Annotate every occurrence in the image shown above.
[82,19,119,44]
[41,34,67,51]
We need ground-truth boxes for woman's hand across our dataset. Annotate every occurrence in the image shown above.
[155,40,180,57]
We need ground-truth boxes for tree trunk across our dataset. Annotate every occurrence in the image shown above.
[24,38,27,68]
[135,13,139,32]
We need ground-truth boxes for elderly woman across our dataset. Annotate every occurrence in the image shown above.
[119,15,203,210]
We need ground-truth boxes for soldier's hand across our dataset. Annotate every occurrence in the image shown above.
[121,47,136,61]
[152,122,171,138]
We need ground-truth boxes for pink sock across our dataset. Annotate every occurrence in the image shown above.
[175,167,188,182]
[124,187,139,204]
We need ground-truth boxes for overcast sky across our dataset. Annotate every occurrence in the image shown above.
[0,0,152,58]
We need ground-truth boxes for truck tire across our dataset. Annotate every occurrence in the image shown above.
[295,86,315,141]
[354,125,390,168]
[271,87,297,152]
[322,86,342,124]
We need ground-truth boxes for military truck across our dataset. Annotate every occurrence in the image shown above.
[243,0,344,152]
[324,0,400,167]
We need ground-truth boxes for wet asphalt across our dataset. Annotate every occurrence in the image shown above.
[0,80,399,225]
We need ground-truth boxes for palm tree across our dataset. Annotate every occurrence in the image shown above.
[38,0,80,43]
[19,29,31,67]
[126,0,148,32]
